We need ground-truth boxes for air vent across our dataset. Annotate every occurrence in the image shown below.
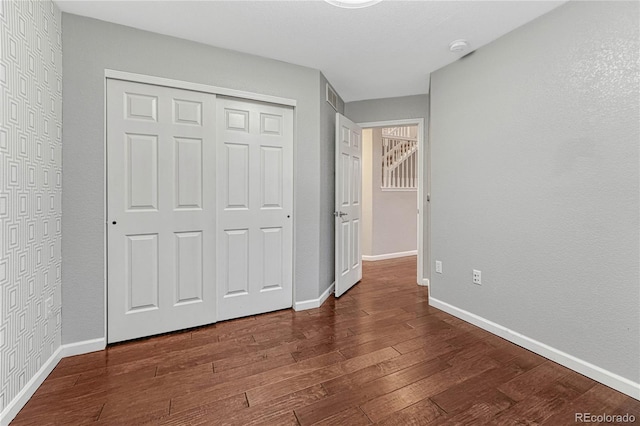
[326,84,338,111]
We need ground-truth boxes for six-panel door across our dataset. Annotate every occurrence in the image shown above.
[215,98,294,321]
[334,113,363,297]
[107,80,217,343]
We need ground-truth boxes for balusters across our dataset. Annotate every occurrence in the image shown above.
[381,128,418,189]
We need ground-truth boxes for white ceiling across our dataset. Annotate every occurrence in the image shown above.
[56,0,565,102]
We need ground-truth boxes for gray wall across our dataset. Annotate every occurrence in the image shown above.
[345,95,429,276]
[319,73,345,295]
[62,13,324,343]
[0,0,63,414]
[368,128,417,256]
[345,95,429,125]
[430,1,639,383]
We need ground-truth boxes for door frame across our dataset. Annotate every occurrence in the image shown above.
[356,118,428,287]
[102,69,297,341]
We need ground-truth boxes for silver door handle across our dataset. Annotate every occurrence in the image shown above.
[334,211,349,223]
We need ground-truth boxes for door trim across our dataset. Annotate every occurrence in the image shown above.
[105,70,296,107]
[103,70,297,342]
[356,118,427,287]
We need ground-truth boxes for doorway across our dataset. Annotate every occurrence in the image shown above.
[358,119,426,287]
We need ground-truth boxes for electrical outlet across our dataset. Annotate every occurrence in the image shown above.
[473,270,482,285]
[46,297,54,317]
[435,261,442,274]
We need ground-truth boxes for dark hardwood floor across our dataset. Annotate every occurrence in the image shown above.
[12,257,640,425]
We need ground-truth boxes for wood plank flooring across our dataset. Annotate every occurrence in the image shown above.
[12,257,640,425]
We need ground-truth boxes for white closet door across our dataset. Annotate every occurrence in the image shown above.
[107,79,216,343]
[216,97,293,321]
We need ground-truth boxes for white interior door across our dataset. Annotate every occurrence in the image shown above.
[216,97,293,321]
[335,113,363,297]
[107,79,216,343]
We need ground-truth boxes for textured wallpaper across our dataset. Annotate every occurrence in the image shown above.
[0,0,63,412]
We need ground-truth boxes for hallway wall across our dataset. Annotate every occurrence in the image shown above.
[362,128,417,258]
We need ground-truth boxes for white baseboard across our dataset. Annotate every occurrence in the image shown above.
[294,282,335,311]
[362,250,417,261]
[419,278,430,287]
[60,337,106,358]
[0,346,63,426]
[429,297,640,400]
[0,338,106,425]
